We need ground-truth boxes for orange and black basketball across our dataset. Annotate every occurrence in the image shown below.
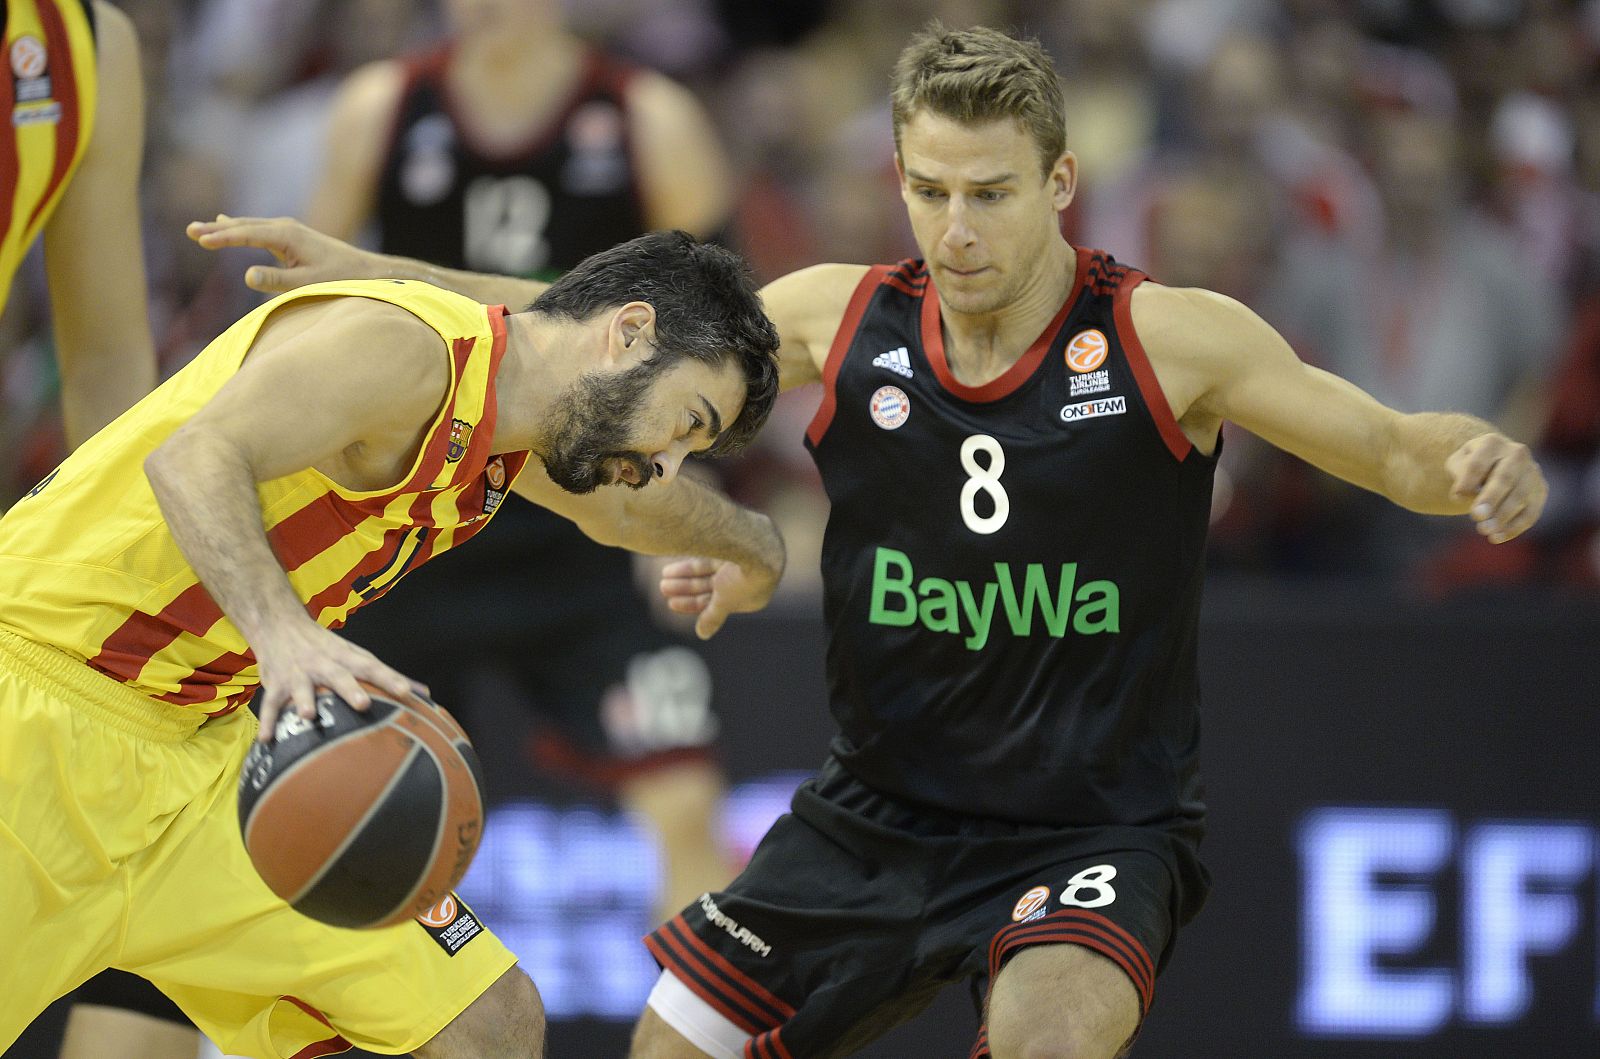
[237,684,486,929]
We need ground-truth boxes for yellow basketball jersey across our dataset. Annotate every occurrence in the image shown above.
[0,0,96,310]
[0,280,530,715]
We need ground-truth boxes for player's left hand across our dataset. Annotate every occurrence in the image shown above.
[1446,433,1548,544]
[660,556,779,639]
[184,214,379,293]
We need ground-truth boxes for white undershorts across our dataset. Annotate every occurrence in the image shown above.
[645,969,751,1059]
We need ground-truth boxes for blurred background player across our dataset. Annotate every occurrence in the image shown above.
[306,0,739,929]
[0,0,154,460]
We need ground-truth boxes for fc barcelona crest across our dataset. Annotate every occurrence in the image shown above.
[447,418,474,462]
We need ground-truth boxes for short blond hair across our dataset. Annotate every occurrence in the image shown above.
[890,22,1067,177]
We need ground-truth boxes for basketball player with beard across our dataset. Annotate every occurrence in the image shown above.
[1,231,781,1059]
[74,9,739,1050]
[190,24,1547,1059]
[313,0,739,935]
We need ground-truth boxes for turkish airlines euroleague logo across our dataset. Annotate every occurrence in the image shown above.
[1012,885,1051,922]
[1065,329,1109,373]
[418,894,459,927]
[417,892,484,955]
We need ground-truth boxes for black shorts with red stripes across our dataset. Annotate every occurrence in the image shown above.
[643,757,1209,1059]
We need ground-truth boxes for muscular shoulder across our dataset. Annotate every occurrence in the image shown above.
[1130,282,1289,421]
[761,264,872,389]
[1130,283,1256,361]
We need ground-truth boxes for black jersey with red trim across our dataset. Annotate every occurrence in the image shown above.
[374,44,646,279]
[804,248,1217,837]
[364,45,652,620]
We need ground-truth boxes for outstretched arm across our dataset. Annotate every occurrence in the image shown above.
[145,298,444,737]
[1136,284,1547,542]
[43,2,157,444]
[186,214,550,307]
[513,465,784,638]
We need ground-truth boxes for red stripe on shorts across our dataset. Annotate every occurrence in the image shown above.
[668,915,796,1021]
[643,930,767,1037]
[986,908,1155,1014]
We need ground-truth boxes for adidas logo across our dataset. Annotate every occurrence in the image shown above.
[872,346,913,378]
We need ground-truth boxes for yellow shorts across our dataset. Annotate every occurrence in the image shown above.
[0,630,518,1058]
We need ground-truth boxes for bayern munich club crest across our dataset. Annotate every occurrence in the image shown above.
[869,385,910,430]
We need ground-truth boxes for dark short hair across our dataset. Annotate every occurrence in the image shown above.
[529,231,780,456]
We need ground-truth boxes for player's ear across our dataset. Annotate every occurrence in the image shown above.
[1050,151,1078,212]
[607,301,658,367]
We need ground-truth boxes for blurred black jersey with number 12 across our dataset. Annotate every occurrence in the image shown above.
[376,43,647,280]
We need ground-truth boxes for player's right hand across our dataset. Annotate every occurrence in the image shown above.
[184,214,381,293]
[1445,432,1548,544]
[252,619,427,743]
[659,556,780,639]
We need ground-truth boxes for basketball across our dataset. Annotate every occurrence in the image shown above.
[237,684,487,930]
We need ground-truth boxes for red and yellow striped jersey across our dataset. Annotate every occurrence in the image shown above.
[0,0,96,311]
[0,280,530,715]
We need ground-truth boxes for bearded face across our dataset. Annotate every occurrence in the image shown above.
[540,357,666,494]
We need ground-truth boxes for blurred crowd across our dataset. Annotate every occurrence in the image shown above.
[5,0,1600,593]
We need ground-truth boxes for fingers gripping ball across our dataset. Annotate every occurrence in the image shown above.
[237,684,487,929]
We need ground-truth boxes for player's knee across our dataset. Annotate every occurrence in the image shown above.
[419,966,545,1058]
[989,1026,1119,1059]
[987,992,1130,1059]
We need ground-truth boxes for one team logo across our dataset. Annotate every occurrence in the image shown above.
[447,418,474,462]
[1059,396,1126,422]
[1012,885,1052,922]
[869,385,910,430]
[1065,329,1109,373]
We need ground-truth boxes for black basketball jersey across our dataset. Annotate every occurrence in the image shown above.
[366,44,653,606]
[375,44,647,278]
[805,249,1217,837]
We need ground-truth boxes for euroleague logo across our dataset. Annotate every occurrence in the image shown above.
[869,385,910,430]
[1012,885,1051,922]
[485,457,507,491]
[417,894,459,928]
[10,36,46,80]
[1065,329,1109,373]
